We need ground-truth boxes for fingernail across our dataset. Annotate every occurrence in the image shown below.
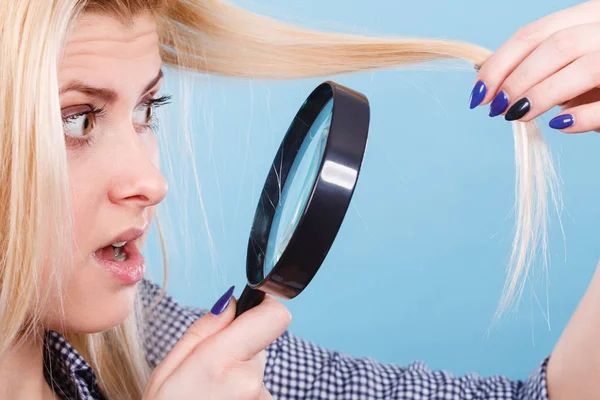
[469,80,487,109]
[549,114,574,129]
[489,91,509,117]
[505,98,531,121]
[211,285,235,315]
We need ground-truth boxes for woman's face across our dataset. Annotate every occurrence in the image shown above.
[48,12,167,333]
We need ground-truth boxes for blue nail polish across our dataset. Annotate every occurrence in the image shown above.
[469,80,487,109]
[489,91,509,117]
[211,285,235,315]
[549,114,574,130]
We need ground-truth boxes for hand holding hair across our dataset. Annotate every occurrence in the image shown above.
[470,0,600,132]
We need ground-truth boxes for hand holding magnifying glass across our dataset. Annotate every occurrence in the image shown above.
[235,81,370,318]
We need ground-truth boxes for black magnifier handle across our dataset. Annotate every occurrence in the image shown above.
[235,285,266,318]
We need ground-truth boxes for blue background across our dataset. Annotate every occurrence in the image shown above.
[143,0,600,380]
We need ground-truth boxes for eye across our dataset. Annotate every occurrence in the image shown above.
[133,103,153,126]
[133,95,172,130]
[62,106,99,137]
[145,104,152,123]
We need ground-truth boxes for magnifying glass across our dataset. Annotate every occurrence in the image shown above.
[235,81,370,318]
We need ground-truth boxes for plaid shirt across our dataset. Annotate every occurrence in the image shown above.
[43,279,550,399]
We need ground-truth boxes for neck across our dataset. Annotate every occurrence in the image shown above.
[0,334,56,399]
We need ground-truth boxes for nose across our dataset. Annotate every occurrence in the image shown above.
[107,137,168,209]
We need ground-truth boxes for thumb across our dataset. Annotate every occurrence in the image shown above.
[145,286,236,395]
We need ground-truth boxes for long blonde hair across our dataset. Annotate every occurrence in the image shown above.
[0,0,558,398]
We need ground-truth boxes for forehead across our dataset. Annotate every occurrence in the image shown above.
[59,12,161,95]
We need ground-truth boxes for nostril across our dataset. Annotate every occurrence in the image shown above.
[126,194,150,204]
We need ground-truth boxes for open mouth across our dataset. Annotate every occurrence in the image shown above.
[92,240,145,284]
[95,241,130,262]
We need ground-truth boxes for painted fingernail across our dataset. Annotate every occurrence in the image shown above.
[505,98,531,121]
[469,80,487,109]
[489,91,509,117]
[211,285,235,315]
[549,114,574,129]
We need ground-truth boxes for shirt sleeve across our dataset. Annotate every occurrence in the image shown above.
[138,279,550,400]
[264,330,550,400]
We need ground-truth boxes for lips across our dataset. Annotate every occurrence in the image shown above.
[98,227,147,251]
[91,225,148,285]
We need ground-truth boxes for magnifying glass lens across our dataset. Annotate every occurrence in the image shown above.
[235,82,369,318]
[264,99,334,275]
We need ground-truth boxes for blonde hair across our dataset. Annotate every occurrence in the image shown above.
[0,0,558,398]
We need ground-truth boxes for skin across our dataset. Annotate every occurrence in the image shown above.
[49,12,167,333]
[474,1,600,132]
[3,1,600,398]
[0,12,290,399]
[1,12,167,399]
[472,2,600,397]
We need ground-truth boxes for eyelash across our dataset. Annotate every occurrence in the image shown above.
[62,94,172,148]
[143,95,172,132]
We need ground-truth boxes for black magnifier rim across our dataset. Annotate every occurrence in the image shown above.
[246,81,370,300]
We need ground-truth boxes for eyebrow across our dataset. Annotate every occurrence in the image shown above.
[59,69,163,102]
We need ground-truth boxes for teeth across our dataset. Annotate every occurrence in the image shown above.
[113,246,127,262]
[112,241,127,248]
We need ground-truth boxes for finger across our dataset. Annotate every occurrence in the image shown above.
[163,296,237,367]
[473,1,600,106]
[561,87,600,110]
[252,349,268,376]
[504,51,600,122]
[495,23,600,112]
[211,295,291,361]
[255,349,267,369]
[548,101,600,134]
[146,294,237,395]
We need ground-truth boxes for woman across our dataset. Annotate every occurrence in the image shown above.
[2,0,600,398]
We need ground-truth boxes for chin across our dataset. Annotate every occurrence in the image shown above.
[44,279,139,334]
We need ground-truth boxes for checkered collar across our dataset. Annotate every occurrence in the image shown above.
[38,279,181,400]
[43,330,103,400]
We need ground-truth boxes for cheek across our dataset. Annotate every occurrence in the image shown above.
[39,154,99,300]
[68,158,104,256]
[37,154,121,330]
[38,133,162,332]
